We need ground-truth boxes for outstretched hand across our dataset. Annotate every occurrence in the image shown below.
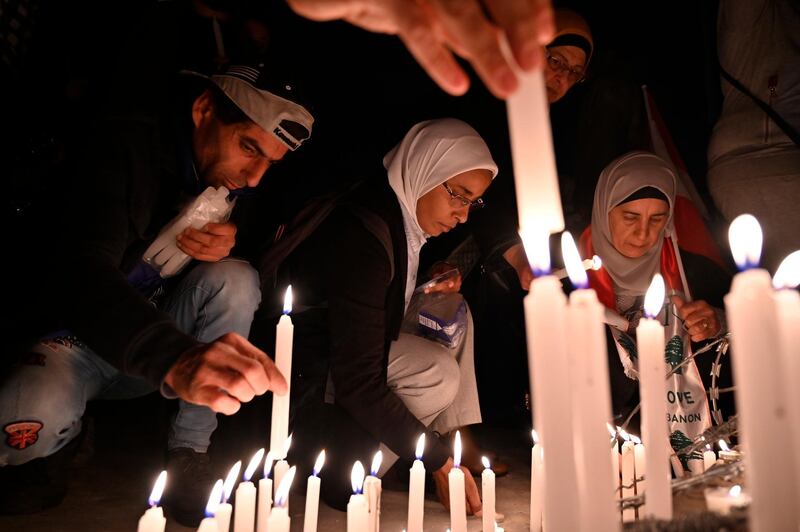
[164,332,288,415]
[503,242,534,290]
[432,457,483,515]
[671,296,721,342]
[286,0,555,98]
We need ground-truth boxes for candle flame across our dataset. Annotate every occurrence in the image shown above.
[729,485,742,497]
[205,479,224,517]
[415,433,426,460]
[482,456,490,470]
[453,430,462,469]
[591,255,603,270]
[618,428,631,442]
[313,450,326,477]
[283,434,293,458]
[283,285,293,314]
[706,444,712,451]
[274,466,296,507]
[222,461,241,502]
[263,451,275,479]
[244,448,264,482]
[644,274,665,318]
[561,231,588,288]
[531,429,539,444]
[729,214,762,271]
[148,470,167,507]
[370,450,383,477]
[520,229,551,276]
[351,461,365,494]
[631,435,642,445]
[773,250,800,289]
[718,440,731,452]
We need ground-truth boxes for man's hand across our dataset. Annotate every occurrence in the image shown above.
[432,457,483,515]
[286,0,554,99]
[503,242,534,290]
[164,333,288,415]
[424,262,462,294]
[671,296,721,342]
[176,222,237,262]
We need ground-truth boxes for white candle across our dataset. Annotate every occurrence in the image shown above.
[530,430,544,532]
[506,53,564,236]
[704,485,752,516]
[407,434,426,532]
[364,450,383,532]
[725,215,799,530]
[267,466,296,532]
[218,461,242,532]
[520,232,580,532]
[137,470,167,532]
[553,254,602,280]
[636,274,673,520]
[702,445,716,472]
[773,250,800,491]
[270,286,294,458]
[303,450,326,532]
[256,453,275,532]
[632,435,646,498]
[448,432,467,532]
[272,435,292,502]
[608,428,621,518]
[233,449,264,532]
[717,440,741,463]
[561,233,619,532]
[197,480,225,532]
[618,430,636,522]
[481,457,495,532]
[347,461,369,532]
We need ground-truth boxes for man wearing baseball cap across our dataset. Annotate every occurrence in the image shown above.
[0,64,313,524]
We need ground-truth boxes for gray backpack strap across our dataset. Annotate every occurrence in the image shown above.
[347,205,395,282]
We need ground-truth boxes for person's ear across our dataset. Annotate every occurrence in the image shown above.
[192,89,215,128]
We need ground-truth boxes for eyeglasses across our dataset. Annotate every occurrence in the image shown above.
[442,182,485,210]
[546,52,585,84]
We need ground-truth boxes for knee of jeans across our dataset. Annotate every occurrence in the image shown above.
[192,260,261,311]
[0,410,82,466]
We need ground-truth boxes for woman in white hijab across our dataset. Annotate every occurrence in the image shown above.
[274,118,497,513]
[579,151,733,471]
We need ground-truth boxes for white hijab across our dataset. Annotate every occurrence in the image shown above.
[591,151,677,300]
[383,118,498,309]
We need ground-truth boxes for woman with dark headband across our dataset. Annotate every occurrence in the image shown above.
[543,8,593,104]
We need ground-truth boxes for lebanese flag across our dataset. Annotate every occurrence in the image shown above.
[642,86,726,269]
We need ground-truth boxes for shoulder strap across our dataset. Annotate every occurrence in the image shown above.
[719,65,800,146]
[344,204,395,281]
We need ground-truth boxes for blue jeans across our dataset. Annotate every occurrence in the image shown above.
[0,259,261,466]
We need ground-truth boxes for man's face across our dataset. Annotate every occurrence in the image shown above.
[544,45,586,103]
[191,90,289,190]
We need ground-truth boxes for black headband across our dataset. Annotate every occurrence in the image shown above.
[616,186,669,207]
[547,34,592,62]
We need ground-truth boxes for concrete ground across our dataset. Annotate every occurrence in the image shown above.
[0,395,733,531]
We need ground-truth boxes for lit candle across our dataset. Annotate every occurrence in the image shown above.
[347,461,369,532]
[303,450,326,532]
[631,435,646,499]
[505,48,564,237]
[772,250,800,491]
[273,435,292,503]
[530,429,544,532]
[553,254,602,280]
[267,466,295,532]
[270,286,294,459]
[448,431,467,532]
[256,452,274,532]
[636,274,672,520]
[407,434,426,532]
[717,440,741,463]
[608,425,621,517]
[233,448,264,532]
[724,215,799,530]
[481,457,496,532]
[137,470,167,532]
[562,232,619,532]
[520,231,580,532]
[702,445,716,472]
[618,429,636,522]
[197,480,224,532]
[704,485,752,516]
[217,461,241,532]
[364,450,383,532]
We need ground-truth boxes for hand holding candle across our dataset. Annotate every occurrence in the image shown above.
[267,466,296,532]
[302,450,326,532]
[218,461,241,532]
[137,470,167,532]
[407,434,426,532]
[233,448,264,532]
